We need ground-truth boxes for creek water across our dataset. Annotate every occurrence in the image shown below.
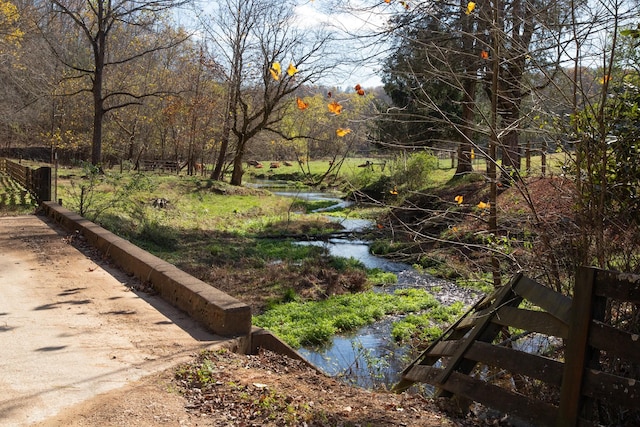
[249,181,481,389]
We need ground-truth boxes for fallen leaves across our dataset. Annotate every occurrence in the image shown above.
[176,349,460,426]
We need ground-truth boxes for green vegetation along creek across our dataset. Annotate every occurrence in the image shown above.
[37,154,561,388]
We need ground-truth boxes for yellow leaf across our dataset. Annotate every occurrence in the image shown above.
[455,195,464,204]
[477,201,490,209]
[270,62,281,80]
[328,101,342,115]
[466,1,476,14]
[287,63,298,76]
[599,74,611,84]
[470,149,475,160]
[390,186,398,195]
[336,128,351,137]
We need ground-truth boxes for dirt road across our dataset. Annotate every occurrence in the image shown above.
[0,214,227,426]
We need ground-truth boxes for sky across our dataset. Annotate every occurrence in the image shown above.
[181,0,395,89]
[291,0,393,89]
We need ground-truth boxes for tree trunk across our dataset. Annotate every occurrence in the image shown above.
[211,126,230,180]
[455,78,476,175]
[456,3,477,176]
[91,17,106,166]
[230,136,245,186]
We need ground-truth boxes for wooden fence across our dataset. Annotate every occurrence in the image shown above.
[0,158,51,203]
[138,159,181,173]
[395,267,640,426]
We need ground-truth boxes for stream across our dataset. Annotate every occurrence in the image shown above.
[249,181,482,389]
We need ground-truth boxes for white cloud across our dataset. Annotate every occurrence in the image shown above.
[292,1,389,88]
[293,2,388,34]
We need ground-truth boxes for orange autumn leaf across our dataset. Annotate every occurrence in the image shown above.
[296,97,309,110]
[328,101,342,115]
[377,223,384,229]
[336,128,351,137]
[455,195,464,204]
[477,201,490,209]
[355,84,365,96]
[481,50,489,59]
[384,0,391,3]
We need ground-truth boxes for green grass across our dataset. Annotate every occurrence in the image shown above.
[0,173,37,215]
[253,288,440,348]
[391,301,466,344]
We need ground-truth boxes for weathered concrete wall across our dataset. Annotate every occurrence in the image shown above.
[41,201,252,338]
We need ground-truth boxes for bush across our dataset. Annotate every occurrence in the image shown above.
[392,152,437,191]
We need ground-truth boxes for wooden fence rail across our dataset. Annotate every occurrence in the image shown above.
[396,267,640,426]
[0,158,51,203]
[138,159,181,173]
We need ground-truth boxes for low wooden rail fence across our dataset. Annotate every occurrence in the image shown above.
[396,267,640,426]
[138,159,181,173]
[0,157,51,203]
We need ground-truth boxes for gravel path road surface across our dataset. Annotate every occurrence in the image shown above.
[0,214,226,426]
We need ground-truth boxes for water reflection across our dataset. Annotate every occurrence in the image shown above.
[298,239,409,272]
[298,319,406,390]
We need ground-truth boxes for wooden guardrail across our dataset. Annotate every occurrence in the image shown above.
[0,158,51,202]
[395,267,640,426]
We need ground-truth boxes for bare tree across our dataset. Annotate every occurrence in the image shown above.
[199,0,337,185]
[37,0,190,165]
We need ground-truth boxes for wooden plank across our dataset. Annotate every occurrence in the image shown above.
[582,368,640,409]
[558,267,596,427]
[513,275,572,324]
[442,371,558,427]
[465,341,565,386]
[402,364,443,384]
[456,292,510,331]
[457,312,484,329]
[491,306,569,338]
[592,268,640,304]
[428,339,463,358]
[394,295,488,392]
[588,320,640,363]
[434,275,524,386]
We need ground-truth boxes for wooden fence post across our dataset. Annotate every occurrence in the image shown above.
[557,267,595,427]
[35,166,51,202]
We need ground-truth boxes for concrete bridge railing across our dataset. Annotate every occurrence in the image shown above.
[41,201,252,338]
